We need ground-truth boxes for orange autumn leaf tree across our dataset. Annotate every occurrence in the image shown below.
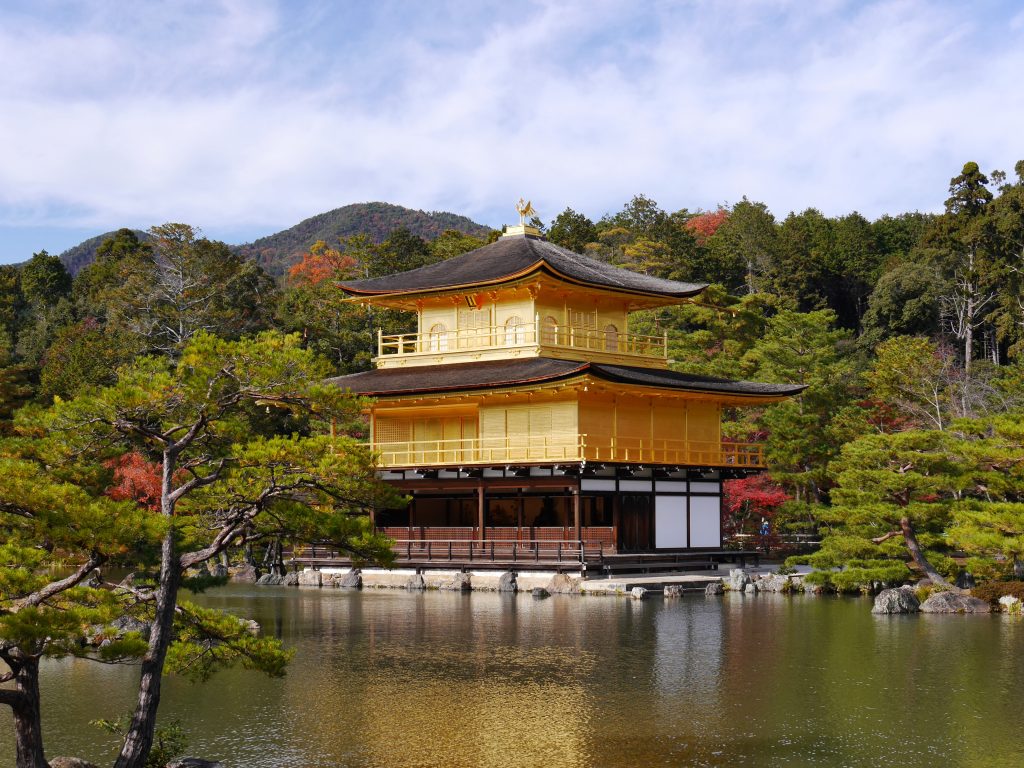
[288,241,358,286]
[685,208,729,244]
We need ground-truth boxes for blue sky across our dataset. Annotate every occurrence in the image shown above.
[2,0,1023,264]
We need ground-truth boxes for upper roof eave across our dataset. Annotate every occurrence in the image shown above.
[338,234,707,301]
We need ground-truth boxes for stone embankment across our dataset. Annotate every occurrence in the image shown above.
[262,566,780,597]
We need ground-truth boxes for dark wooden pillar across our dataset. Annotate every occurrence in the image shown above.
[612,493,621,552]
[572,488,581,542]
[477,485,485,541]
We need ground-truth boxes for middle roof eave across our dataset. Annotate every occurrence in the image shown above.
[326,357,807,399]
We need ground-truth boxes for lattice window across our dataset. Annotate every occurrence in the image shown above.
[458,308,489,348]
[375,418,411,445]
[569,309,598,329]
[541,315,558,345]
[504,315,527,346]
[427,322,449,352]
[604,324,619,352]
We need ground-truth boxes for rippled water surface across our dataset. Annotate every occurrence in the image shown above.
[3,586,1023,767]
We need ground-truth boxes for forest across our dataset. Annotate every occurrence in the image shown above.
[1,161,1023,764]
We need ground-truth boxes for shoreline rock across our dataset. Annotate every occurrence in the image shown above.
[872,585,920,614]
[920,591,991,614]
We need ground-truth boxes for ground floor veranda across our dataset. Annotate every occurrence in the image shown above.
[294,463,762,573]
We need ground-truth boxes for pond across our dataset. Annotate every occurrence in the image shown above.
[4,585,1022,767]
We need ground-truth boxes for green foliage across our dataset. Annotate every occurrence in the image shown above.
[165,601,292,682]
[742,309,861,500]
[39,319,142,399]
[20,250,72,308]
[94,715,188,768]
[547,207,597,253]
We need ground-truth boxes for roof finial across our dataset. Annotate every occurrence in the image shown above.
[515,198,537,226]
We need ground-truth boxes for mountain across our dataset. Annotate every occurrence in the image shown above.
[232,202,493,276]
[58,230,148,276]
[57,203,493,277]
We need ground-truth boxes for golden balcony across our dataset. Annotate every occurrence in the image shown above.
[372,434,765,469]
[375,321,669,368]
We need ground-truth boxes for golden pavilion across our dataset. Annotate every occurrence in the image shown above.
[327,213,801,570]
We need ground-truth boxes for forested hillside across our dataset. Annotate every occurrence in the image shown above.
[58,229,149,275]
[55,203,492,277]
[3,160,1023,596]
[232,202,492,275]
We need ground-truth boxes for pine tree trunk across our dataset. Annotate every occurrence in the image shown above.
[114,530,181,768]
[114,449,182,768]
[2,654,49,768]
[900,516,952,588]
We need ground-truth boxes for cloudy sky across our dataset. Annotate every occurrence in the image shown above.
[1,0,1023,264]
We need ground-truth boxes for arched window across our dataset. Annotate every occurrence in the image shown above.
[504,315,527,346]
[427,322,449,352]
[541,315,558,345]
[604,324,619,352]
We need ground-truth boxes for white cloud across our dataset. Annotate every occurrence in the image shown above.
[0,0,1022,257]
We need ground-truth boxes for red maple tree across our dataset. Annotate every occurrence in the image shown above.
[684,208,729,244]
[288,244,358,286]
[105,452,165,511]
[722,474,791,538]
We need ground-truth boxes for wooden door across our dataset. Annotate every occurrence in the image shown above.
[618,494,653,551]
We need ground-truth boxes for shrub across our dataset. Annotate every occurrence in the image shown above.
[971,580,1024,606]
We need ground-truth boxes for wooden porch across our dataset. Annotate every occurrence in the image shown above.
[289,533,760,576]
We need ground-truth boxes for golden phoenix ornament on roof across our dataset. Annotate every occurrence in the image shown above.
[515,198,537,226]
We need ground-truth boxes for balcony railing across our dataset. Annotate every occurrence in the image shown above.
[373,433,765,468]
[377,321,667,362]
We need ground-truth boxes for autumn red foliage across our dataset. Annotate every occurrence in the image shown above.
[722,474,791,538]
[684,208,729,244]
[105,452,165,511]
[287,245,358,286]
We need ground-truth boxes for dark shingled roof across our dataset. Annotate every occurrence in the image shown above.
[339,234,706,299]
[327,358,805,398]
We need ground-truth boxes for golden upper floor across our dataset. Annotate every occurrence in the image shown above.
[340,231,706,370]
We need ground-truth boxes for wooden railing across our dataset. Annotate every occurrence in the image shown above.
[291,538,602,565]
[373,434,765,468]
[377,320,667,361]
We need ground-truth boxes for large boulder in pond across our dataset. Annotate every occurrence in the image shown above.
[297,569,322,587]
[664,584,685,598]
[497,571,518,593]
[546,573,581,594]
[230,564,258,583]
[758,574,789,593]
[705,581,724,596]
[920,590,991,614]
[872,586,920,614]
[256,573,284,586]
[728,569,751,591]
[49,758,100,768]
[439,572,472,591]
[282,571,299,586]
[336,569,362,589]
